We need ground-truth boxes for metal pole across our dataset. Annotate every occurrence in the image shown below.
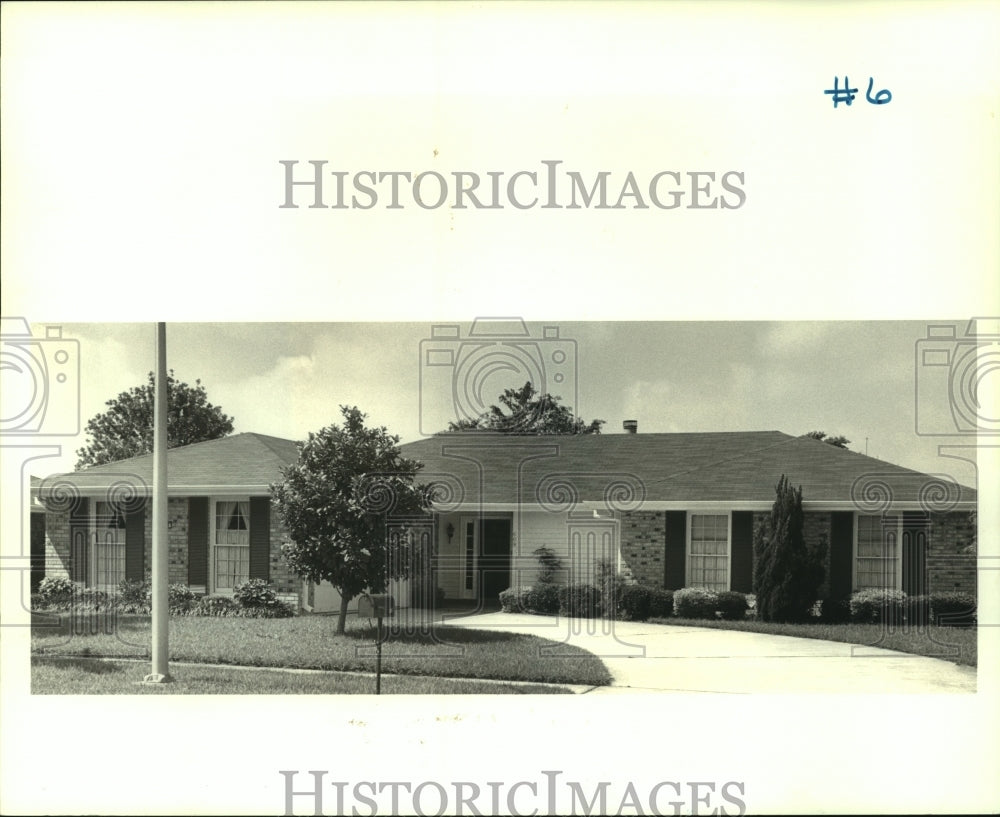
[144,322,171,683]
[375,616,383,695]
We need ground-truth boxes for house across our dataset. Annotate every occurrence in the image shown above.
[34,427,977,612]
[398,428,978,603]
[35,433,304,609]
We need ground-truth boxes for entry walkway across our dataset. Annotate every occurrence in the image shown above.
[441,612,977,694]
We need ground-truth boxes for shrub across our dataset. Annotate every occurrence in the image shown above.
[716,591,749,621]
[849,589,907,624]
[233,578,280,609]
[524,583,561,614]
[753,476,827,622]
[193,595,239,617]
[930,592,976,627]
[117,578,151,613]
[499,587,524,613]
[558,584,602,618]
[533,547,563,585]
[619,584,654,621]
[819,598,852,623]
[75,587,110,610]
[648,588,674,619]
[673,588,718,619]
[903,595,931,626]
[168,583,196,613]
[38,576,77,606]
[593,558,624,619]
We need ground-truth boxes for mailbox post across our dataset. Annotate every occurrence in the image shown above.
[358,593,394,694]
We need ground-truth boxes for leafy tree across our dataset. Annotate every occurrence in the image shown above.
[271,406,433,634]
[752,475,827,622]
[75,370,234,468]
[448,382,604,434]
[805,430,850,449]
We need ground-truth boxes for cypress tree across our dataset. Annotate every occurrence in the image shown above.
[753,475,826,622]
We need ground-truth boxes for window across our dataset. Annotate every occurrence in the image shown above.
[856,514,902,590]
[92,501,126,589]
[212,499,250,592]
[688,514,730,592]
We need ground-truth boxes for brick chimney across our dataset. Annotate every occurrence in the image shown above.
[623,420,638,434]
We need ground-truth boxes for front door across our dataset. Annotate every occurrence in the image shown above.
[479,518,511,607]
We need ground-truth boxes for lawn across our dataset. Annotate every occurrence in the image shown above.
[651,617,977,666]
[31,656,571,694]
[30,612,612,687]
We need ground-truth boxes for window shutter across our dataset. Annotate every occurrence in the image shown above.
[188,498,209,587]
[730,511,754,593]
[664,511,687,590]
[829,511,854,600]
[124,501,146,581]
[69,497,89,583]
[902,511,929,597]
[249,497,270,581]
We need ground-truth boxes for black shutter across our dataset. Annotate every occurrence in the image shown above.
[829,511,854,601]
[249,497,270,581]
[902,511,929,597]
[730,511,754,593]
[188,498,209,587]
[664,511,687,590]
[124,501,146,581]
[69,497,89,583]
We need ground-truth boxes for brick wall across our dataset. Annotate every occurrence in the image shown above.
[928,512,977,596]
[620,509,834,595]
[167,498,188,584]
[619,511,665,587]
[267,509,298,595]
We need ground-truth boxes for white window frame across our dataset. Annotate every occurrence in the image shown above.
[209,496,251,595]
[89,500,126,590]
[686,512,732,592]
[853,514,903,591]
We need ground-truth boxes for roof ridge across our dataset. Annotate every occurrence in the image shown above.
[792,433,941,477]
[75,431,253,474]
[248,432,301,464]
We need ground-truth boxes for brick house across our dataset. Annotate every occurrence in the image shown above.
[35,428,977,611]
[398,429,978,603]
[36,433,303,609]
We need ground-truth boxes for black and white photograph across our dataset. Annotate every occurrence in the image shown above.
[2,3,998,815]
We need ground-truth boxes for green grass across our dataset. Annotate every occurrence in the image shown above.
[31,612,612,687]
[652,617,977,666]
[31,656,571,694]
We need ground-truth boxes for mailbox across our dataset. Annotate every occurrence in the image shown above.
[358,593,394,618]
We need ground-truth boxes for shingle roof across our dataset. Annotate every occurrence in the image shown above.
[35,429,976,513]
[400,431,976,509]
[36,432,300,497]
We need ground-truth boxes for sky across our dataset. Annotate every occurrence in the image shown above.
[11,318,983,489]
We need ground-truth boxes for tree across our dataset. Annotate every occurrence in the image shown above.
[271,406,433,634]
[752,475,827,622]
[75,370,234,468]
[805,430,850,449]
[447,382,604,434]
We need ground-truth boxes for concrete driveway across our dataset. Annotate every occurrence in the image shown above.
[440,612,977,694]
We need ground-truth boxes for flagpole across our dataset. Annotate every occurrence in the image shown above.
[144,322,171,683]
